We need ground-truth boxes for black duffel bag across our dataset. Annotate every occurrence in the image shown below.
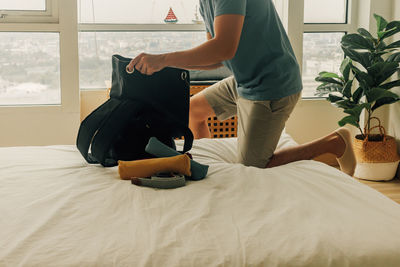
[76,54,193,167]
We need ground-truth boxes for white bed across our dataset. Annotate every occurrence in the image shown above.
[1,132,400,267]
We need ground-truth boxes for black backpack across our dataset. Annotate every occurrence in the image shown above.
[76,54,194,167]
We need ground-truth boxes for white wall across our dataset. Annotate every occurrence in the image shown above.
[0,108,79,146]
[286,100,350,143]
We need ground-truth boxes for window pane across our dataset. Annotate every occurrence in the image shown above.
[78,0,201,24]
[302,32,344,98]
[79,31,206,89]
[0,0,46,11]
[0,32,60,105]
[304,0,347,23]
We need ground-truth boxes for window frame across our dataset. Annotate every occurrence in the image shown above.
[302,0,357,99]
[285,0,358,99]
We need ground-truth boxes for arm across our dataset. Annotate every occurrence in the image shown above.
[164,16,244,67]
[128,14,244,75]
[185,33,223,70]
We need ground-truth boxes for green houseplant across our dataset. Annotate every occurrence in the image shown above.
[315,14,400,180]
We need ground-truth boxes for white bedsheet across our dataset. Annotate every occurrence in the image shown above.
[1,133,400,267]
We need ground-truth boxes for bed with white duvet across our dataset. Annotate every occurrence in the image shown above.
[1,132,400,267]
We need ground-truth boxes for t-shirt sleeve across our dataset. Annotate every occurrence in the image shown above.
[199,3,205,18]
[199,3,211,33]
[214,0,247,17]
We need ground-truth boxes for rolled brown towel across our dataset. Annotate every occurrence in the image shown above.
[118,154,191,180]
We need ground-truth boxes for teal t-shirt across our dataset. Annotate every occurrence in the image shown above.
[199,0,302,100]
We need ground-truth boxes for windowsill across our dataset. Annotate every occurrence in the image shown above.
[80,88,109,91]
[300,97,327,101]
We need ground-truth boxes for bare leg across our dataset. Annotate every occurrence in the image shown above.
[190,120,211,139]
[266,131,346,168]
[266,128,357,175]
[189,93,215,139]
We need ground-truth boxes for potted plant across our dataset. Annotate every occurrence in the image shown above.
[315,14,400,181]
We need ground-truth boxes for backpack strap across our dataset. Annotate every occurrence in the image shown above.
[90,99,144,167]
[76,98,121,164]
[178,124,194,154]
[147,103,194,154]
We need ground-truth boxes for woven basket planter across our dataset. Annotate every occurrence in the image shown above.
[353,124,400,181]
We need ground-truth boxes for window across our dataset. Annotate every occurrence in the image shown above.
[78,0,205,90]
[302,0,353,98]
[0,32,61,105]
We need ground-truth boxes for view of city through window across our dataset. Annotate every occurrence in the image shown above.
[302,32,345,97]
[79,32,206,89]
[79,31,344,97]
[0,32,60,105]
[0,30,344,105]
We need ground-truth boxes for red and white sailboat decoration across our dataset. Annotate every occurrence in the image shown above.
[164,7,178,24]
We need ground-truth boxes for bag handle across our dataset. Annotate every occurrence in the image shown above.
[363,117,386,139]
[76,98,121,164]
[141,98,194,154]
[362,116,387,149]
[179,125,194,154]
[155,106,193,154]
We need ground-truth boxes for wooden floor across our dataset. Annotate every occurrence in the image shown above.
[356,177,400,204]
[321,155,400,204]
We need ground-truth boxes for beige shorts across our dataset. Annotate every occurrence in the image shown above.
[202,76,300,168]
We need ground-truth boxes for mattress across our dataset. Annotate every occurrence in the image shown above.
[1,132,400,267]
